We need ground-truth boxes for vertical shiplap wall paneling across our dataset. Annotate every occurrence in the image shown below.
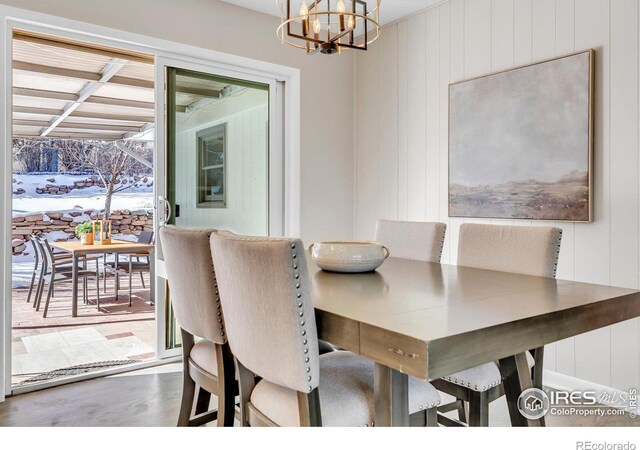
[610,0,640,391]
[574,0,612,388]
[355,0,640,388]
[554,0,577,378]
[426,10,441,222]
[397,21,409,222]
[531,0,559,372]
[407,13,427,222]
[378,27,399,223]
[448,0,466,263]
[355,42,379,239]
[439,2,452,262]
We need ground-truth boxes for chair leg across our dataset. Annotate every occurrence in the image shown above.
[129,267,133,307]
[194,387,212,416]
[468,391,489,427]
[103,254,107,293]
[26,270,37,303]
[140,271,146,289]
[34,274,45,310]
[178,373,197,427]
[96,269,100,309]
[457,399,467,423]
[115,272,119,301]
[42,273,56,318]
[425,407,439,427]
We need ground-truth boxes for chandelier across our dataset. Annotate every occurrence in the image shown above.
[277,1,381,55]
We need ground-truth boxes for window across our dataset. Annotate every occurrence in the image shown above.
[197,124,226,208]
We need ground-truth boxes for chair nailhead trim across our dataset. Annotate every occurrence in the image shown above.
[292,241,312,392]
[208,232,226,341]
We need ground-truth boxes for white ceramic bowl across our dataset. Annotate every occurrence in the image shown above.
[308,241,390,273]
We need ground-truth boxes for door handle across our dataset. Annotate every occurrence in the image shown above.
[159,196,172,225]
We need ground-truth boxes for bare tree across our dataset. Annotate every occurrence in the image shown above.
[58,140,147,219]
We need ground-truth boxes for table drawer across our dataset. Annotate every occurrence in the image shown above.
[360,323,428,379]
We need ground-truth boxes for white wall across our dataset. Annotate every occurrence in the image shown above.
[0,0,355,243]
[175,90,268,234]
[355,0,640,391]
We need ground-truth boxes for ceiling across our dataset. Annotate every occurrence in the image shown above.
[219,0,442,26]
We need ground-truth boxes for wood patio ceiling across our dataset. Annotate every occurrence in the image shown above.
[11,31,158,141]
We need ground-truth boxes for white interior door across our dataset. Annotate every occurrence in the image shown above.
[154,57,284,356]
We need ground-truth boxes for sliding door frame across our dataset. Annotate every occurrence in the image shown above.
[0,5,301,399]
[156,59,285,358]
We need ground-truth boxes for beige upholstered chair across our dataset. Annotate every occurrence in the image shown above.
[210,232,441,427]
[374,220,447,262]
[433,223,562,427]
[159,226,235,427]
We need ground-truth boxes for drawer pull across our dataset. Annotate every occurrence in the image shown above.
[388,348,420,359]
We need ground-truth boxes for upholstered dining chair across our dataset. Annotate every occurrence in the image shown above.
[210,232,441,427]
[433,223,562,427]
[374,220,447,262]
[159,226,235,427]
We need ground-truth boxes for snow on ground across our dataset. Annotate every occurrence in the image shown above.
[12,173,153,215]
[11,173,152,288]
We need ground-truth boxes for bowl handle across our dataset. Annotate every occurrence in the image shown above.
[382,245,390,259]
[308,243,315,255]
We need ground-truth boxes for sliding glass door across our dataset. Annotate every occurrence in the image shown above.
[155,60,282,354]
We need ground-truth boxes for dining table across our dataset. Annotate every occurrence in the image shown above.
[50,239,155,317]
[310,256,640,427]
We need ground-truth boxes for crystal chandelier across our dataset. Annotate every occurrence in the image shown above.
[277,1,381,55]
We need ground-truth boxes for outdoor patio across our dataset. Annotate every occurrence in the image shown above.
[11,272,155,386]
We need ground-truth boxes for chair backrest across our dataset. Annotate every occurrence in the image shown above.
[137,230,154,245]
[457,224,562,278]
[158,226,226,345]
[374,220,447,262]
[210,232,320,394]
[32,237,47,270]
[38,238,56,266]
[30,236,40,266]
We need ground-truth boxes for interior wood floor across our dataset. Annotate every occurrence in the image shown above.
[0,363,638,427]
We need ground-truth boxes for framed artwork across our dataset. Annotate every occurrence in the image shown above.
[448,50,594,222]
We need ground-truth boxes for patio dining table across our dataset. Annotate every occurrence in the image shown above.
[310,257,640,427]
[50,239,155,317]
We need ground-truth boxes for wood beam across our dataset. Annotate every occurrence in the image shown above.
[13,87,155,110]
[13,61,154,89]
[13,87,77,102]
[13,30,154,65]
[175,85,221,97]
[14,119,141,132]
[13,130,126,141]
[14,106,154,123]
[41,58,128,137]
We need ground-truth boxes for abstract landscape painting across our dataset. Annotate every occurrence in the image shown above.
[449,50,593,221]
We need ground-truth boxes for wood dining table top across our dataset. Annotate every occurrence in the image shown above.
[310,257,640,381]
[50,239,155,254]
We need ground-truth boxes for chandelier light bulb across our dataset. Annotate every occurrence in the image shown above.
[300,1,308,17]
[337,0,345,13]
[313,18,322,34]
[347,15,355,29]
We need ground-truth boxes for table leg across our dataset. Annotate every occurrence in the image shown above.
[374,363,409,427]
[498,352,543,427]
[71,253,78,317]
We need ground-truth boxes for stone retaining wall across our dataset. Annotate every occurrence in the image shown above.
[11,209,153,256]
